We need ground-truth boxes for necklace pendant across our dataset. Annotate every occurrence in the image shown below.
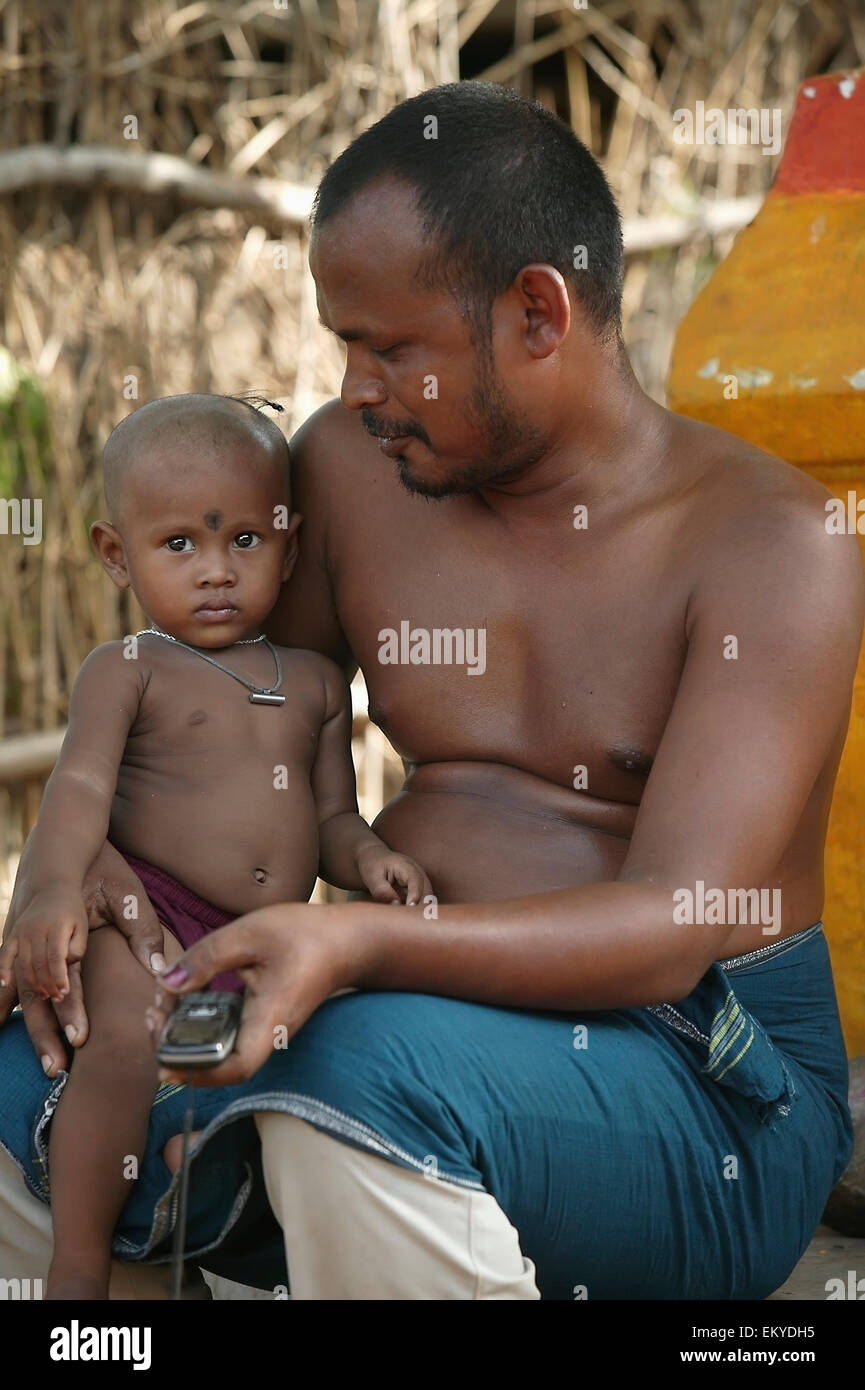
[249,691,286,705]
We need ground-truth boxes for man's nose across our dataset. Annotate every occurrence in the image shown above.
[340,347,387,413]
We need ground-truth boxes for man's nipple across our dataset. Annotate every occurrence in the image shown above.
[608,746,653,777]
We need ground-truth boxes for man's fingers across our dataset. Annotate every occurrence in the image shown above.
[0,935,19,989]
[91,866,166,974]
[0,974,19,1025]
[156,920,264,994]
[19,987,69,1077]
[67,916,89,963]
[122,901,167,975]
[159,994,295,1088]
[54,963,89,1048]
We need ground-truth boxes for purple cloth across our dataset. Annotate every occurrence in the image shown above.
[122,851,245,993]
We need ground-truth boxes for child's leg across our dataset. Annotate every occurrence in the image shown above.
[46,924,183,1299]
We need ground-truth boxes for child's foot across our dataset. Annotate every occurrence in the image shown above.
[47,1259,110,1299]
[46,1273,108,1300]
[163,1131,202,1173]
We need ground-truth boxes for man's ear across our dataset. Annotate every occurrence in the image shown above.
[510,264,571,360]
[90,520,132,589]
[280,511,303,584]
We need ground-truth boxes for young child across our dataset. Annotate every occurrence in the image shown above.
[0,392,432,1300]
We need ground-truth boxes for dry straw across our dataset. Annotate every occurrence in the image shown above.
[0,0,861,898]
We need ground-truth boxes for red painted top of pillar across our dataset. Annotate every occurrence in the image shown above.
[772,70,865,195]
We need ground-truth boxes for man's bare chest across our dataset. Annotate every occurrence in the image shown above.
[331,515,690,797]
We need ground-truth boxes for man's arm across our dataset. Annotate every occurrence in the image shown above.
[265,401,357,678]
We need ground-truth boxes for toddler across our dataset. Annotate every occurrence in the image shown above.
[0,393,431,1299]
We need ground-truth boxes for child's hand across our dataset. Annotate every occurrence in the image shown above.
[0,886,89,1003]
[355,845,433,907]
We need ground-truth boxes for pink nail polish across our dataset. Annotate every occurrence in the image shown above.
[160,963,189,988]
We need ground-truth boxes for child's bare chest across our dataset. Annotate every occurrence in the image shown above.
[125,652,321,771]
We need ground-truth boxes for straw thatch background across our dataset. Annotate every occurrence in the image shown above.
[1,0,863,908]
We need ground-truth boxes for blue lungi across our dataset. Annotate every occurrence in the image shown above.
[0,921,852,1299]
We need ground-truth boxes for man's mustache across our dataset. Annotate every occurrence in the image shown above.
[362,409,431,446]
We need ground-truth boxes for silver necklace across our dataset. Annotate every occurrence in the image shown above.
[135,626,286,705]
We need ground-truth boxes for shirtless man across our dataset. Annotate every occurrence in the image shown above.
[2,81,862,1300]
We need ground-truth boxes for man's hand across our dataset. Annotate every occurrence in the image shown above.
[355,844,433,907]
[0,838,166,1076]
[146,902,375,1088]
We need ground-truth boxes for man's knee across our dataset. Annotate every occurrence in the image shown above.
[254,1111,540,1299]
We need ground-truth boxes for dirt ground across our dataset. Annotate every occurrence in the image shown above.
[768,1224,865,1300]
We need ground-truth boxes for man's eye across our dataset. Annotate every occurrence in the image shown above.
[373,344,402,359]
[234,532,262,549]
[165,537,193,553]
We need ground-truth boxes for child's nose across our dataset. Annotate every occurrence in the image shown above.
[198,550,237,585]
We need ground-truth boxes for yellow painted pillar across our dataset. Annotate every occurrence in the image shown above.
[668,70,865,1052]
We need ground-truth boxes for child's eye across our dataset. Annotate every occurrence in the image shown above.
[233,532,262,549]
[165,536,193,553]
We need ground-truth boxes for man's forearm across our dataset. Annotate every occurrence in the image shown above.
[355,881,727,1011]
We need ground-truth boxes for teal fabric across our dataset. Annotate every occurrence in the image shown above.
[0,923,852,1298]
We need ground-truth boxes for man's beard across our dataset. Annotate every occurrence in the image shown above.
[397,351,550,500]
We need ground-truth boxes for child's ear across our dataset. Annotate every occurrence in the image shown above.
[90,520,132,589]
[280,511,303,583]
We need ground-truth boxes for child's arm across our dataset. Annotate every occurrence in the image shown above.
[0,642,143,999]
[312,664,432,906]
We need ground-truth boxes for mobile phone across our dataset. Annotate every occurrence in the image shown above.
[157,991,243,1069]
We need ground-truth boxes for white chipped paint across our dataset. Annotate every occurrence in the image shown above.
[791,377,818,390]
[697,357,720,378]
[809,215,827,244]
[844,368,865,390]
[803,86,817,99]
[839,76,857,100]
[733,368,774,388]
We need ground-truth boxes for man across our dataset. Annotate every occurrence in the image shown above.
[1,82,862,1299]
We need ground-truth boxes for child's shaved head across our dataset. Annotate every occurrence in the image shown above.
[103,394,290,525]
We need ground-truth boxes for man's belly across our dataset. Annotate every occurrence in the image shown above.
[371,761,821,956]
[371,761,635,903]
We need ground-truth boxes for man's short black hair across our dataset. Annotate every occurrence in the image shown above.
[312,81,624,346]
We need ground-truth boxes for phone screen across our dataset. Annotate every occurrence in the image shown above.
[166,1015,223,1045]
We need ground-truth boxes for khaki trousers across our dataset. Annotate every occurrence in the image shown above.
[0,1115,539,1300]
